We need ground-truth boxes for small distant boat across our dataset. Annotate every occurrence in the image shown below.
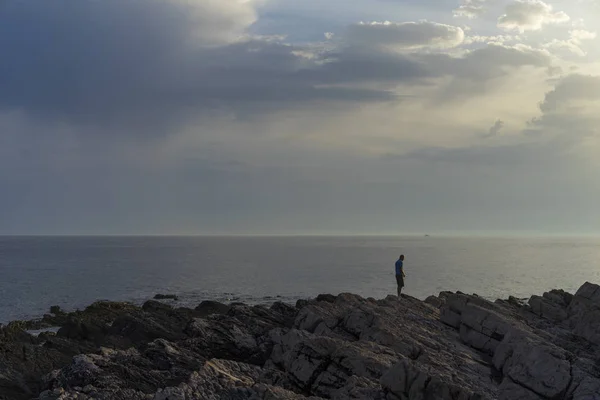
[424,234,430,237]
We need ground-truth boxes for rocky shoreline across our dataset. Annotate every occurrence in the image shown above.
[1,284,600,400]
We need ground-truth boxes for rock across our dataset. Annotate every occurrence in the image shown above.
[1,283,600,400]
[566,282,600,346]
[566,366,600,400]
[194,300,231,318]
[573,308,600,345]
[571,376,600,400]
[440,306,462,328]
[154,359,325,400]
[493,331,571,399]
[507,296,526,307]
[142,300,177,314]
[425,295,443,308]
[381,359,488,400]
[315,294,337,303]
[50,306,64,315]
[458,303,516,355]
[47,354,101,388]
[153,294,178,301]
[81,301,140,321]
[528,295,568,322]
[270,302,298,323]
[498,379,543,400]
[332,375,386,399]
[545,289,573,306]
[296,299,310,309]
[574,282,600,304]
[271,330,399,397]
[109,313,184,344]
[57,317,109,343]
[290,293,499,398]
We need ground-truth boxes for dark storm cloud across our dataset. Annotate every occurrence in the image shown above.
[0,0,556,136]
[0,0,413,133]
[0,0,197,128]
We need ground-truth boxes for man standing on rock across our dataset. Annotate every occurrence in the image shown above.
[395,254,405,297]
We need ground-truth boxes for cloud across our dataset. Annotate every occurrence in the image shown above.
[396,73,600,170]
[544,30,597,57]
[421,44,551,102]
[522,73,600,142]
[426,44,550,77]
[453,0,488,19]
[345,21,465,50]
[538,74,600,114]
[1,0,599,235]
[1,0,553,137]
[0,1,410,134]
[498,0,570,33]
[570,30,598,41]
[483,120,505,137]
[0,0,258,129]
[463,35,518,46]
[403,139,568,167]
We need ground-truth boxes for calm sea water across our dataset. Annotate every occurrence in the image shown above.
[0,236,599,324]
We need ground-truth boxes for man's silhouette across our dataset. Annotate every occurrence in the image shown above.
[395,254,405,296]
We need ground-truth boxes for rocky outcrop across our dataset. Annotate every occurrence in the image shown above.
[153,294,179,301]
[528,289,573,322]
[194,300,231,318]
[1,283,600,399]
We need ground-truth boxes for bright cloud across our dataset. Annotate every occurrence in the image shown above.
[453,0,488,19]
[345,21,466,50]
[544,30,597,57]
[498,0,570,33]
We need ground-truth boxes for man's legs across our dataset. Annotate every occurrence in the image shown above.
[396,275,403,297]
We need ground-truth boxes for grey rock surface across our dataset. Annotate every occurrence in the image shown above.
[2,283,600,399]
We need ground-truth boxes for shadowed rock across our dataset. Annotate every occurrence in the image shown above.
[315,294,337,303]
[153,294,179,301]
[194,300,231,318]
[1,283,600,399]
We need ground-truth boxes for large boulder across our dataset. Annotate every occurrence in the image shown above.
[381,359,489,400]
[528,295,568,322]
[270,329,398,398]
[458,303,514,355]
[568,282,600,344]
[493,331,571,399]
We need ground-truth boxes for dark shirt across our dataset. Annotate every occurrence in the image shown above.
[395,259,403,276]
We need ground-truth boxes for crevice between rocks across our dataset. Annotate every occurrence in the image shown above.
[304,356,333,396]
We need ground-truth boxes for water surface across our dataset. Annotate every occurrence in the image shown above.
[1,235,598,323]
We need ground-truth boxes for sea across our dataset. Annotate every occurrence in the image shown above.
[0,235,599,324]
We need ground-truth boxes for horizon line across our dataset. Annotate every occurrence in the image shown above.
[1,231,600,238]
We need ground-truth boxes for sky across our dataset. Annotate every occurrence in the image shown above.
[1,0,600,235]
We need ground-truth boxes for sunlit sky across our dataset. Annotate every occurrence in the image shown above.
[1,0,599,235]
